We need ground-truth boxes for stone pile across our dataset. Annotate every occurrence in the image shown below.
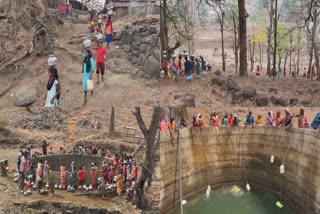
[113,24,160,78]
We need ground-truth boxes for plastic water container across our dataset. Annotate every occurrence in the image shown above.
[98,19,102,24]
[270,155,275,163]
[246,183,251,191]
[107,10,113,15]
[182,200,187,205]
[83,39,92,49]
[96,33,104,41]
[70,186,75,193]
[48,55,58,67]
[87,79,94,91]
[280,164,285,174]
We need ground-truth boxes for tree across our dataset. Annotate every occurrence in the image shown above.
[206,0,226,71]
[132,107,160,209]
[238,0,247,77]
[108,107,115,137]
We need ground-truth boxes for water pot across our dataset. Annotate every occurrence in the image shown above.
[48,55,58,67]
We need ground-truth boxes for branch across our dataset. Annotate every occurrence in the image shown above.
[132,107,148,137]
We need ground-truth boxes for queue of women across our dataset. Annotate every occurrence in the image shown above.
[45,9,114,107]
[15,147,138,198]
[161,50,212,82]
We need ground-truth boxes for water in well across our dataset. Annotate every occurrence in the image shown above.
[176,186,291,214]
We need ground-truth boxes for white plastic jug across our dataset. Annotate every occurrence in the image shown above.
[83,39,92,49]
[270,155,275,163]
[280,164,285,174]
[246,183,251,191]
[96,33,104,41]
[98,19,102,24]
[87,79,94,91]
[107,10,113,15]
[48,55,58,67]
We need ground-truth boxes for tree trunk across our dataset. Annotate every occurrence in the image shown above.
[108,107,115,137]
[259,42,262,70]
[220,13,226,71]
[133,107,160,209]
[238,0,247,77]
[160,0,168,53]
[232,11,238,74]
[250,41,255,72]
[278,53,282,70]
[308,46,314,79]
[312,6,320,80]
[284,50,289,72]
[267,0,274,76]
[289,35,293,75]
[273,0,278,75]
[296,29,301,75]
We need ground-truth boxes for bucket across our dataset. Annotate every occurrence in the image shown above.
[48,55,58,67]
[270,155,275,163]
[246,183,251,191]
[96,33,104,42]
[83,39,92,49]
[280,164,285,174]
[87,79,94,91]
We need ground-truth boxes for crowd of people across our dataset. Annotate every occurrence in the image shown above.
[45,6,114,107]
[161,50,212,82]
[15,142,138,198]
[160,108,316,132]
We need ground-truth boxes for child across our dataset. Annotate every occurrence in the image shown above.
[78,166,86,189]
[195,58,201,78]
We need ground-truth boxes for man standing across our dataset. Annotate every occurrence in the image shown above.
[66,0,70,17]
[42,140,48,156]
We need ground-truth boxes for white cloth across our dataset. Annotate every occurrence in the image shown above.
[45,79,59,107]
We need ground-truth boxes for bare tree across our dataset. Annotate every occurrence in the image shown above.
[238,0,247,77]
[132,106,160,209]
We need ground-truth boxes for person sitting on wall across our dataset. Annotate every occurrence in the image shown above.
[244,111,255,125]
[255,114,263,126]
[275,111,284,127]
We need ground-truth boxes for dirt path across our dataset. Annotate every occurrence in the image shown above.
[0,16,159,108]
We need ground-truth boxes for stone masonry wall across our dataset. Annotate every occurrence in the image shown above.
[113,24,160,78]
[159,127,320,214]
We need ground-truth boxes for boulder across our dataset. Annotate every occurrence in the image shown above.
[301,98,312,105]
[256,94,270,106]
[15,85,37,107]
[289,98,299,106]
[123,45,131,53]
[149,26,157,34]
[270,96,277,104]
[141,25,150,32]
[145,45,154,58]
[139,31,151,37]
[154,48,161,61]
[144,56,159,77]
[174,94,196,107]
[277,96,289,106]
[211,76,225,86]
[214,70,222,76]
[140,44,148,53]
[120,30,129,42]
[113,31,121,41]
[132,50,140,57]
[227,76,241,91]
[268,88,278,94]
[242,87,257,98]
[142,34,157,47]
[133,36,142,46]
[138,54,147,66]
[132,56,138,64]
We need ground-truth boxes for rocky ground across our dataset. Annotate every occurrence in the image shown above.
[0,107,160,214]
[0,0,160,108]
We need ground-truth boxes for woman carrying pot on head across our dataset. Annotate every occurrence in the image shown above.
[93,41,106,84]
[81,46,95,106]
[45,67,61,107]
[105,14,113,49]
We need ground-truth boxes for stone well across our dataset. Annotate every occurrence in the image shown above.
[31,154,112,184]
[159,126,320,214]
